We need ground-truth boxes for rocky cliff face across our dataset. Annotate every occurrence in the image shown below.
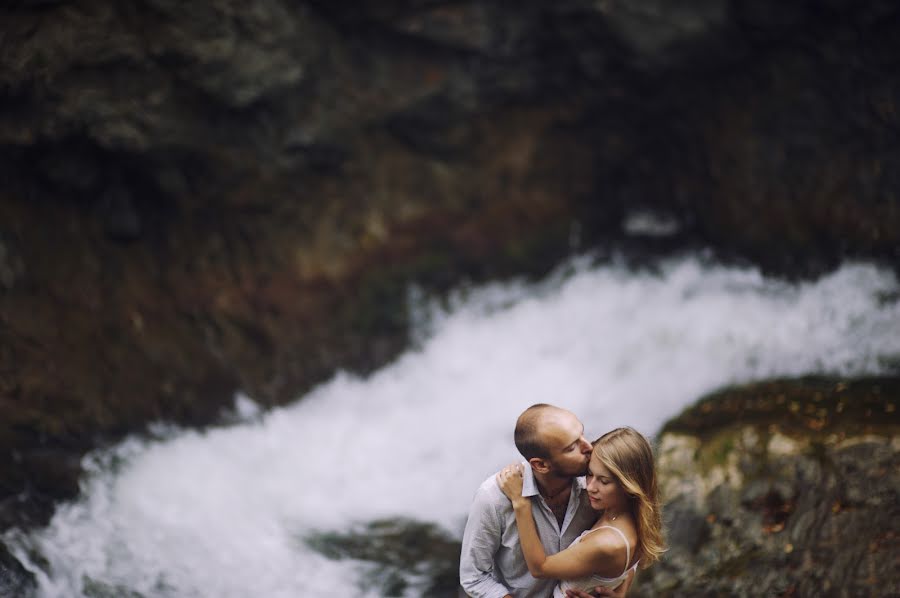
[1,0,899,531]
[636,377,899,597]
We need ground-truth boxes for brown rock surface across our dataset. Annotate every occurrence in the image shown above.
[2,0,899,533]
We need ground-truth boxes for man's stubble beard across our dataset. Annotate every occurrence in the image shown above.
[549,459,590,480]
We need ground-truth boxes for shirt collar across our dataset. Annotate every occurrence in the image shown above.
[521,461,586,497]
[521,461,539,497]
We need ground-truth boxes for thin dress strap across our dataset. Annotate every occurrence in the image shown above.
[581,525,631,576]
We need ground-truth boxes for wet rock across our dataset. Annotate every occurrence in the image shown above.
[37,145,102,193]
[304,518,461,597]
[81,576,146,598]
[0,541,36,598]
[142,0,319,109]
[281,128,349,173]
[596,0,738,68]
[99,184,142,241]
[19,448,82,501]
[633,377,900,597]
[0,0,897,273]
[0,238,24,290]
[662,496,709,554]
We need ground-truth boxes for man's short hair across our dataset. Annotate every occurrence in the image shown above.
[514,403,554,460]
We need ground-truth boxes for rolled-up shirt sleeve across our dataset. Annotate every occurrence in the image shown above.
[460,483,511,598]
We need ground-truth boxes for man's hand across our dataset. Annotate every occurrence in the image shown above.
[564,566,634,597]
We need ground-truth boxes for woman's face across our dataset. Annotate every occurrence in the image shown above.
[585,452,628,514]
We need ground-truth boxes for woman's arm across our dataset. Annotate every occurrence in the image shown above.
[497,465,606,580]
[564,567,633,597]
[511,501,605,579]
[510,498,552,578]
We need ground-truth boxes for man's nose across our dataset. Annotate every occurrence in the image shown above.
[579,437,592,454]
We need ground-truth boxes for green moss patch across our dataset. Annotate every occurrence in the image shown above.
[662,376,900,442]
[303,518,461,597]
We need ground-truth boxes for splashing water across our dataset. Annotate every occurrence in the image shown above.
[6,256,900,597]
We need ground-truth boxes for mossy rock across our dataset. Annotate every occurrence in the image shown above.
[636,376,900,598]
[661,376,900,440]
[81,576,147,598]
[303,518,461,597]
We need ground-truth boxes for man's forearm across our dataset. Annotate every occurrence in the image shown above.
[459,564,512,598]
[459,577,511,598]
[459,525,512,598]
[459,501,511,598]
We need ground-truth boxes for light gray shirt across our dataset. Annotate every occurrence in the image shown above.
[459,463,597,598]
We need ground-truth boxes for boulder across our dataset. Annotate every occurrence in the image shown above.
[304,518,461,597]
[0,541,36,598]
[634,377,900,597]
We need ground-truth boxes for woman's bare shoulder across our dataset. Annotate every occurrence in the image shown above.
[580,524,635,574]
[582,526,627,549]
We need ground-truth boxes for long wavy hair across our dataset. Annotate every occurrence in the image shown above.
[593,427,666,568]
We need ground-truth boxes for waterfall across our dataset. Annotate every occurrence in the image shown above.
[6,255,900,597]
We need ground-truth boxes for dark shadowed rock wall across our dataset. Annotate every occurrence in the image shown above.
[1,0,899,529]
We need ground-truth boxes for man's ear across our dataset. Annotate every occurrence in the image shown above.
[528,457,551,474]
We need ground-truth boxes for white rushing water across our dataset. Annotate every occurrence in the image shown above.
[6,255,900,597]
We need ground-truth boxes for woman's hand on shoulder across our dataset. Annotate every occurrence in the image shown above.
[495,463,526,504]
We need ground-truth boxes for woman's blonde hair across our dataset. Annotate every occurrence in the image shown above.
[593,427,666,568]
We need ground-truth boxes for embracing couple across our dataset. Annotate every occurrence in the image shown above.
[459,404,664,598]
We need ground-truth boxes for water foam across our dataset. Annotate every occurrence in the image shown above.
[7,256,900,597]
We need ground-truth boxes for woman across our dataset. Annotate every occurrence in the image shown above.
[497,427,664,597]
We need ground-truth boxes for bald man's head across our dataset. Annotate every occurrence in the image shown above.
[514,404,593,477]
[514,403,559,460]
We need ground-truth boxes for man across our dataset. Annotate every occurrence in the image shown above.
[459,404,632,598]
